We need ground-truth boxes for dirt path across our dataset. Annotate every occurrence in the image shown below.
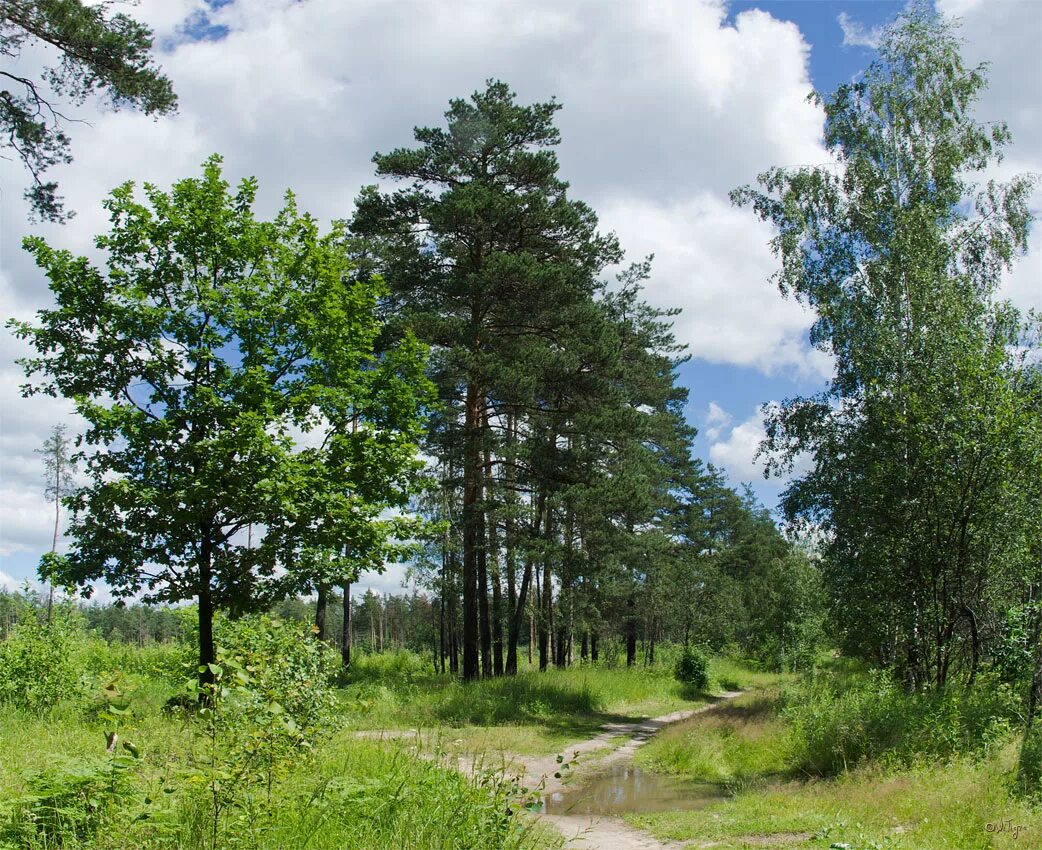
[356,692,742,850]
[521,692,743,849]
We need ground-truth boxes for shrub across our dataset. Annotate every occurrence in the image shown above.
[1016,725,1042,798]
[674,646,710,691]
[176,615,341,844]
[784,669,1019,775]
[0,619,82,711]
[75,637,193,683]
[213,613,339,735]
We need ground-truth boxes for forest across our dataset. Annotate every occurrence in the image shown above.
[0,3,1040,850]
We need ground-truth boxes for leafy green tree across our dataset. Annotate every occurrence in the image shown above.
[733,6,1037,687]
[9,156,427,688]
[1,0,177,221]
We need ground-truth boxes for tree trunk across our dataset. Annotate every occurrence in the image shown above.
[439,563,447,674]
[591,630,599,663]
[506,492,541,675]
[528,603,534,666]
[461,380,482,681]
[315,583,328,642]
[197,535,216,697]
[503,411,518,674]
[491,549,504,676]
[341,582,352,668]
[648,616,656,665]
[625,597,637,667]
[448,555,459,675]
[478,508,492,678]
[537,562,549,672]
[378,597,385,652]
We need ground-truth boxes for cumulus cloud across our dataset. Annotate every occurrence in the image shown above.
[0,0,830,574]
[709,409,769,483]
[600,193,829,375]
[837,12,883,49]
[703,401,733,442]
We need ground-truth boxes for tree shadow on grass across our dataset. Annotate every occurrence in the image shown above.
[424,675,720,741]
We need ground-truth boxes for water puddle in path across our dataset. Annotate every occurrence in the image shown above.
[542,763,727,816]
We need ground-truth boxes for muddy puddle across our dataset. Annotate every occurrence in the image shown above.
[542,763,727,816]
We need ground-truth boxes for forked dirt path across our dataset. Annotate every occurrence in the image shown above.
[520,691,743,850]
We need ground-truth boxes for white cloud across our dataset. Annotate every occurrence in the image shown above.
[936,0,1042,315]
[709,404,814,498]
[601,194,829,375]
[837,12,883,49]
[709,409,768,483]
[703,401,732,442]
[0,568,26,591]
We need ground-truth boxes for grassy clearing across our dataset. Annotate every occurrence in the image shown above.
[0,642,767,848]
[0,678,561,849]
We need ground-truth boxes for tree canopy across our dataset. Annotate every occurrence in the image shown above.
[1,0,176,220]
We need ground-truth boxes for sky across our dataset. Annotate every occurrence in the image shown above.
[1,0,1039,599]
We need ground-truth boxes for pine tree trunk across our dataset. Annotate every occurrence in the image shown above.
[478,508,492,678]
[626,597,637,667]
[491,549,504,676]
[439,562,447,674]
[341,582,352,668]
[461,381,482,681]
[378,597,385,652]
[591,630,599,663]
[537,562,549,671]
[505,491,540,675]
[503,411,518,674]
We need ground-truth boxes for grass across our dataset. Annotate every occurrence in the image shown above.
[635,689,792,788]
[0,686,561,849]
[628,665,1040,850]
[0,643,759,849]
[337,651,753,755]
[631,747,1042,849]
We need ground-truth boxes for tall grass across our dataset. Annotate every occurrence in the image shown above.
[340,649,722,734]
[783,669,1019,775]
[636,690,791,787]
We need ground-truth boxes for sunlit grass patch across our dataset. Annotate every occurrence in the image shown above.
[636,690,791,786]
[630,746,1042,850]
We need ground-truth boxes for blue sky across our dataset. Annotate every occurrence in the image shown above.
[1,0,1039,594]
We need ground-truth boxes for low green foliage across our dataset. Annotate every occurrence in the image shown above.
[212,614,340,736]
[341,650,716,743]
[783,670,1019,775]
[673,646,709,691]
[1016,725,1042,798]
[254,737,552,850]
[0,747,145,848]
[632,748,1042,850]
[0,618,83,712]
[74,638,193,683]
